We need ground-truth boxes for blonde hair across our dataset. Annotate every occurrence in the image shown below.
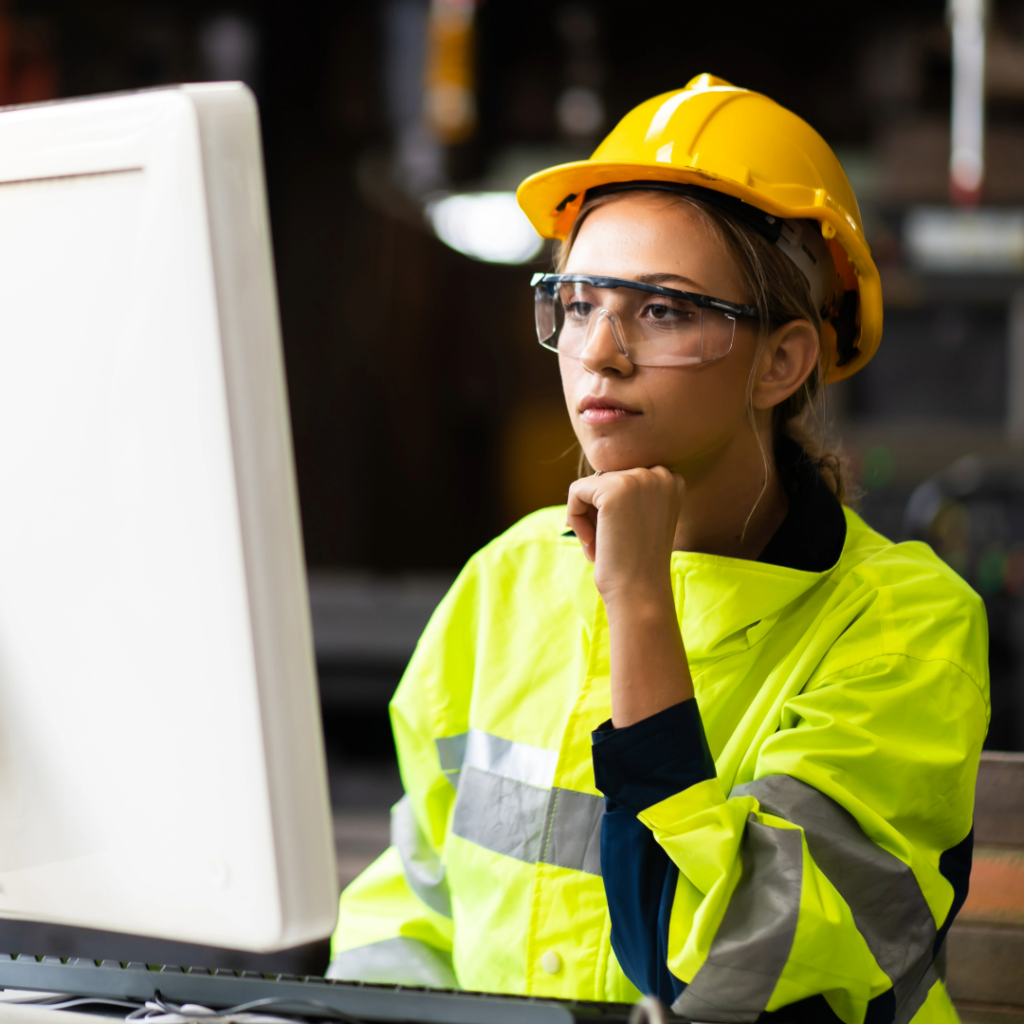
[556,190,855,506]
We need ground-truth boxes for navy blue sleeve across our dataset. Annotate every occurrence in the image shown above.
[592,700,715,1004]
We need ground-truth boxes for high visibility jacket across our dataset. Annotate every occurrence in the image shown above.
[329,504,989,1024]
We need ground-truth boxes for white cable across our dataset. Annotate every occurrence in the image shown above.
[628,995,669,1024]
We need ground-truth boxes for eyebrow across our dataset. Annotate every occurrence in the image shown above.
[631,271,708,291]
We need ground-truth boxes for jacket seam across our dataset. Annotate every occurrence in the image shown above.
[809,651,989,708]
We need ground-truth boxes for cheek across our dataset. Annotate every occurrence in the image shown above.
[647,352,754,439]
[692,331,759,416]
[558,355,585,407]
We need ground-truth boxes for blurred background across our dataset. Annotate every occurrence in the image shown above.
[7,0,1024,888]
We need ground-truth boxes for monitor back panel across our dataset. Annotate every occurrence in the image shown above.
[0,85,337,952]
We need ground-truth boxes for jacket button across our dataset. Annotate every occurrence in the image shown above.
[540,951,562,975]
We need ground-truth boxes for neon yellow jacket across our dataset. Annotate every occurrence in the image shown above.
[329,505,989,1024]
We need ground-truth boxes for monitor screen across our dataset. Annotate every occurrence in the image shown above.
[0,84,338,953]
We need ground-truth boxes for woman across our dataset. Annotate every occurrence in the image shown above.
[329,76,988,1024]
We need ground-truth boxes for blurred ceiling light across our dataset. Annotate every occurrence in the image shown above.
[425,0,477,144]
[556,86,604,138]
[948,0,986,204]
[198,13,259,85]
[427,192,544,264]
[905,207,1024,273]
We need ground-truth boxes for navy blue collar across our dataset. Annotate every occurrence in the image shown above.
[757,435,847,573]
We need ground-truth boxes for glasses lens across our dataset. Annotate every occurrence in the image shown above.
[554,282,598,357]
[533,279,740,366]
[534,285,558,347]
[630,303,738,367]
[535,282,598,357]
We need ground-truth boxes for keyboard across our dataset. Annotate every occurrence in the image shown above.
[0,954,647,1024]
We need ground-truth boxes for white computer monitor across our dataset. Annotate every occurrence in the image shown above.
[0,84,338,953]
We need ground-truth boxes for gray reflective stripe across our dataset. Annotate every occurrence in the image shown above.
[451,765,550,863]
[463,729,558,788]
[732,775,938,1018]
[539,787,604,876]
[326,936,458,989]
[896,963,940,1024]
[451,766,605,875]
[391,794,451,919]
[435,733,467,773]
[435,729,558,792]
[435,733,467,790]
[672,818,803,1023]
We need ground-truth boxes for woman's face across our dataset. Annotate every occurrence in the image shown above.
[560,195,762,474]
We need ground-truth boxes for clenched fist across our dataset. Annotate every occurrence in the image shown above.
[566,466,686,610]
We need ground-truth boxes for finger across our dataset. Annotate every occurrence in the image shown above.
[578,538,596,563]
[645,465,687,506]
[566,507,596,549]
[567,474,601,509]
[566,478,601,546]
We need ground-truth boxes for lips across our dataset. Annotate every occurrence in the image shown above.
[578,395,641,425]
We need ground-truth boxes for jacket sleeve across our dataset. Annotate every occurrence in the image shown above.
[593,653,988,1024]
[327,559,482,988]
[592,701,715,1006]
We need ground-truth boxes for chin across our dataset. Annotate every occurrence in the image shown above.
[584,443,662,471]
[585,437,701,472]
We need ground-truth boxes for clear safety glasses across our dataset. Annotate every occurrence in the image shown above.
[531,273,759,368]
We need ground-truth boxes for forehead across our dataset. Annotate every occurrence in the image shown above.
[564,194,741,297]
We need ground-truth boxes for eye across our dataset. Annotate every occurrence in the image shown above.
[641,300,699,324]
[564,300,594,320]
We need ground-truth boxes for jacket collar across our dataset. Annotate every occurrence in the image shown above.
[559,527,848,655]
[669,543,842,659]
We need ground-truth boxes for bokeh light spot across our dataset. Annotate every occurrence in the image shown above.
[427,192,544,264]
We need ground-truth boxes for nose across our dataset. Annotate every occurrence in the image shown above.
[579,310,634,376]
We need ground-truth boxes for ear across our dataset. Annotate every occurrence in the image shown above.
[750,320,820,411]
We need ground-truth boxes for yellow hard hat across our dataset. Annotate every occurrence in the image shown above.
[516,74,881,383]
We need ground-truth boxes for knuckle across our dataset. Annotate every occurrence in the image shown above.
[644,467,670,490]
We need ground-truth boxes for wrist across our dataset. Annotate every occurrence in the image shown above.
[601,581,677,623]
[606,596,693,726]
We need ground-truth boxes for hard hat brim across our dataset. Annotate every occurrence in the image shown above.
[517,159,881,385]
